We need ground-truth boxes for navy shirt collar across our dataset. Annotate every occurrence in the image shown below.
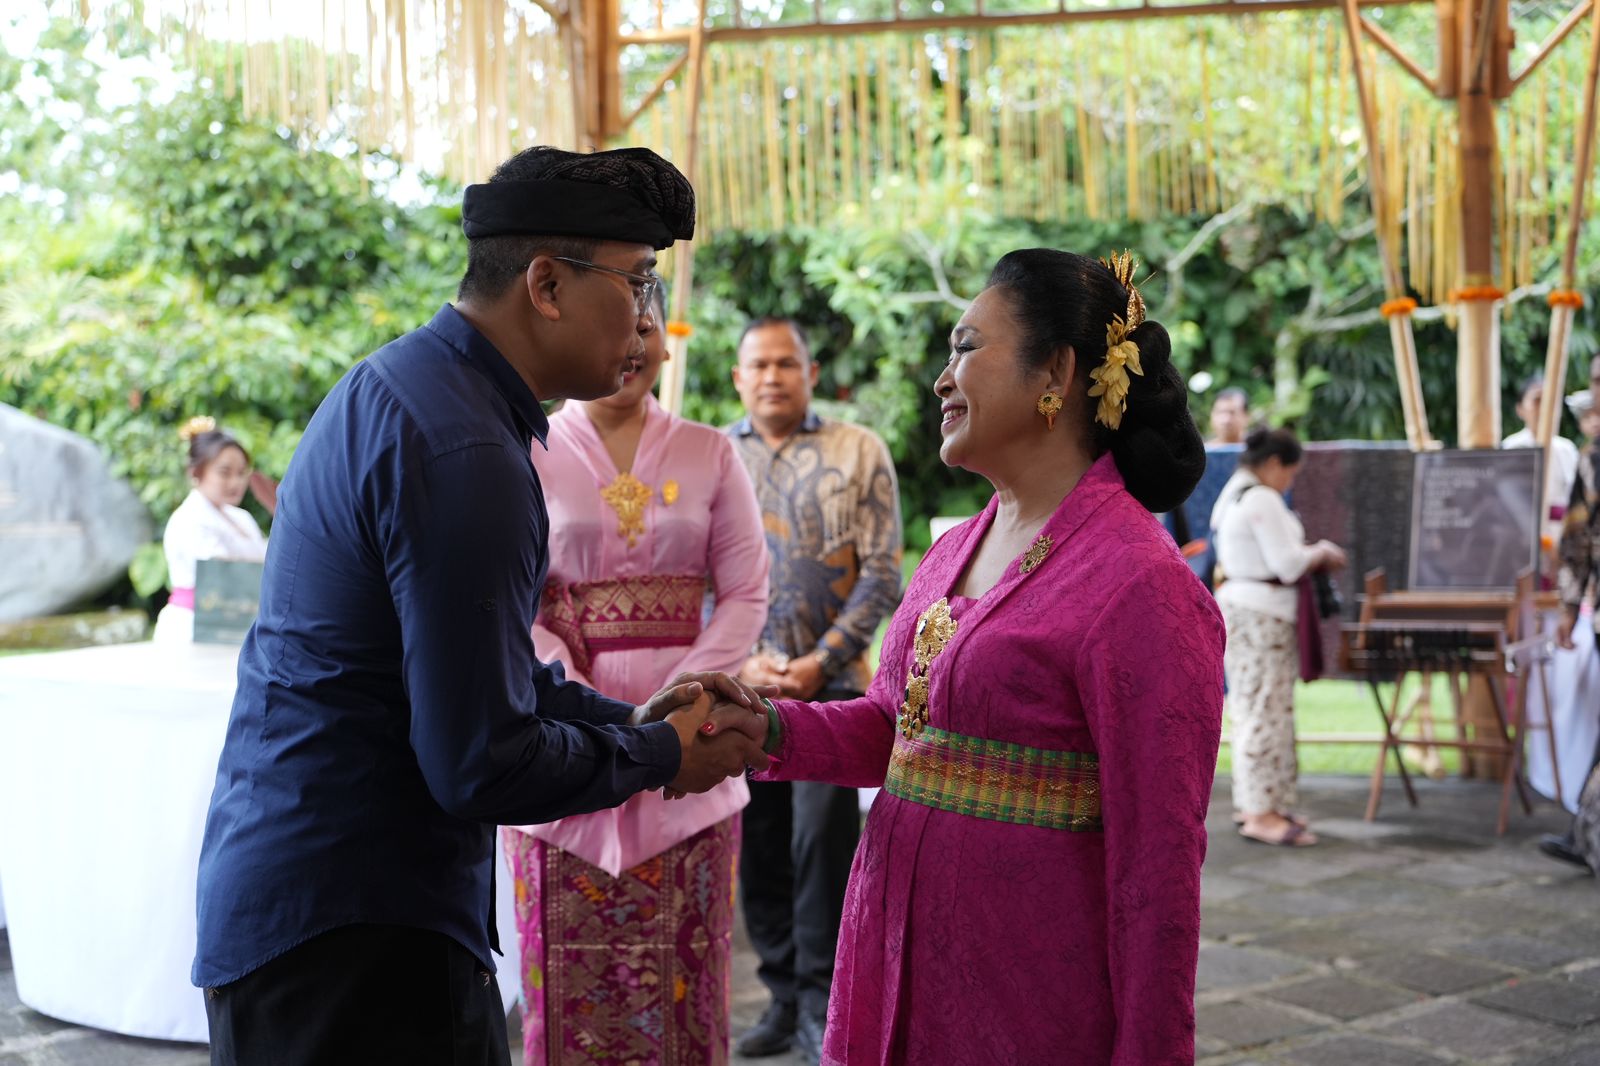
[425,304,551,447]
[733,409,822,438]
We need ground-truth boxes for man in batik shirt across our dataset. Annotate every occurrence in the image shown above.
[728,316,902,1063]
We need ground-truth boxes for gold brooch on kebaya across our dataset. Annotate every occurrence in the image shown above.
[900,598,957,739]
[897,536,1052,739]
[600,472,653,547]
[599,473,680,547]
[1019,534,1053,574]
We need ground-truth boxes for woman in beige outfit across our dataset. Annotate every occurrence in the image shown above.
[1212,427,1345,846]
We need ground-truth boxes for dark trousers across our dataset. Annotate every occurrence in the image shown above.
[204,924,508,1066]
[739,778,862,1017]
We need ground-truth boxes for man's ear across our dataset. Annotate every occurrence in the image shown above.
[526,256,562,322]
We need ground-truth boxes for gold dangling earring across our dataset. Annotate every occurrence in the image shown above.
[1036,392,1064,431]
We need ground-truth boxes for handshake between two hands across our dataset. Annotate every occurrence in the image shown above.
[629,672,779,800]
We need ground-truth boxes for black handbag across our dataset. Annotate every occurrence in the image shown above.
[1312,568,1343,619]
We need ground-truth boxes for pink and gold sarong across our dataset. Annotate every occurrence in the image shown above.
[506,818,738,1066]
[513,572,734,1065]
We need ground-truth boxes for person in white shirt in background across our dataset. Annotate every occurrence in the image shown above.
[151,417,270,643]
[1503,373,1580,546]
[1211,426,1346,847]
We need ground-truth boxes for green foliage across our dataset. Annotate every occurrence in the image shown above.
[0,15,460,533]
[129,542,169,598]
[120,88,410,317]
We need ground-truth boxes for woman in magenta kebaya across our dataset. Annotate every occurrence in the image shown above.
[752,249,1225,1065]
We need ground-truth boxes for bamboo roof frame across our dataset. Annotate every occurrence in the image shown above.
[594,0,1600,435]
[75,0,1600,442]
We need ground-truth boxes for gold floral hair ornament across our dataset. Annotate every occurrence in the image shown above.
[1088,251,1148,430]
[179,415,217,442]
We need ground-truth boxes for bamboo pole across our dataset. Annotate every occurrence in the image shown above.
[877,37,894,190]
[622,53,690,132]
[1200,31,1218,212]
[1511,0,1594,91]
[1359,13,1437,93]
[658,0,711,415]
[1533,1,1600,476]
[823,43,839,211]
[973,33,991,197]
[1341,0,1431,448]
[1328,22,1347,223]
[855,38,871,202]
[785,53,805,228]
[1535,67,1550,252]
[998,38,1013,214]
[945,35,961,188]
[763,51,784,230]
[836,40,856,205]
[914,39,932,198]
[1123,27,1140,218]
[1500,98,1516,296]
[896,37,914,188]
[1455,0,1505,449]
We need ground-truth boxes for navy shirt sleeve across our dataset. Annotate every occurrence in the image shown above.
[386,439,680,823]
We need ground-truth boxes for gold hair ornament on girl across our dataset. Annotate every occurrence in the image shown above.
[179,416,217,442]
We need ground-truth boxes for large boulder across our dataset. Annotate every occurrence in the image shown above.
[0,404,153,622]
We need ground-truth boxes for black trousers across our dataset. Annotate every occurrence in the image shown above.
[204,924,508,1066]
[738,777,862,1017]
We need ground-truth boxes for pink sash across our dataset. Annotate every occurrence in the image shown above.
[538,574,706,676]
[168,587,195,610]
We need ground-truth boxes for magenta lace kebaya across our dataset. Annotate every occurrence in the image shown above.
[756,454,1225,1065]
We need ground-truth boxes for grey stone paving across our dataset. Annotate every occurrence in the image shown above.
[3,775,1597,1064]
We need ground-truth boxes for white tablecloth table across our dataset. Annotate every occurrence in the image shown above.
[0,642,519,1043]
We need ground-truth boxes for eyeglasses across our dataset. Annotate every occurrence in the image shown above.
[549,256,660,317]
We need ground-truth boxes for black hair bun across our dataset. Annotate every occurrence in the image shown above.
[1102,319,1206,514]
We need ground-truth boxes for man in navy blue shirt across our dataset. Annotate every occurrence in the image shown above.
[194,147,769,1065]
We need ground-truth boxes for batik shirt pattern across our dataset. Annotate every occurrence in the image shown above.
[729,412,903,695]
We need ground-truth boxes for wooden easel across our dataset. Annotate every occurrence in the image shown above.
[1341,569,1539,834]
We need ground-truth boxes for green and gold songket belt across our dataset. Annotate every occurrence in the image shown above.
[884,726,1102,832]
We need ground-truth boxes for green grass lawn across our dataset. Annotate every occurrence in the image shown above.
[1220,676,1473,776]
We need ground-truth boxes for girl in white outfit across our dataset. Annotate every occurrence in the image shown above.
[151,418,269,643]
